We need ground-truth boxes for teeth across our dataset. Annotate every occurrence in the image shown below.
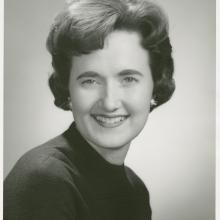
[94,116,126,124]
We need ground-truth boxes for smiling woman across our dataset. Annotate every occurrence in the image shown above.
[4,0,175,219]
[69,31,154,162]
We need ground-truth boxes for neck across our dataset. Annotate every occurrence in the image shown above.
[87,141,130,165]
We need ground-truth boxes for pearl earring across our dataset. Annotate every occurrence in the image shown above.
[150,99,157,106]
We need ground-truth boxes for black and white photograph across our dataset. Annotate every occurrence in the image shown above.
[3,0,216,219]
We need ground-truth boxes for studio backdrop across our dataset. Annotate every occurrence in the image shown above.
[4,0,215,220]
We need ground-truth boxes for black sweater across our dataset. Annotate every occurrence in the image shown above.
[4,123,151,220]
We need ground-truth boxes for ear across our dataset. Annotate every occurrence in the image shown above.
[67,97,72,110]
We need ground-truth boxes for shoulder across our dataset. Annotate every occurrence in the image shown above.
[4,135,78,219]
[4,134,76,188]
[124,166,150,195]
[124,166,144,186]
[125,166,152,216]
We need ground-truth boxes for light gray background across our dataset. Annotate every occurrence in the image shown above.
[4,0,215,220]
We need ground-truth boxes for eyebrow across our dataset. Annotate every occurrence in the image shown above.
[76,71,100,80]
[118,69,144,77]
[76,69,143,80]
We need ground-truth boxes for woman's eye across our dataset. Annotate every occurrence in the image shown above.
[81,79,98,86]
[123,76,138,84]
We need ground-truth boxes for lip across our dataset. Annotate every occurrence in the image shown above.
[91,114,129,128]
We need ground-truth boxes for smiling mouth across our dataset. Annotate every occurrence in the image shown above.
[91,114,129,128]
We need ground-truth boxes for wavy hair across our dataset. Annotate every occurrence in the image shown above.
[47,0,175,111]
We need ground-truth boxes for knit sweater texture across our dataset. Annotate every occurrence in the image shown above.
[4,123,151,220]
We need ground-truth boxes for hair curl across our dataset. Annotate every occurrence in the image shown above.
[47,0,175,112]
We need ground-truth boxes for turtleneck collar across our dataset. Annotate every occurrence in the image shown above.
[63,122,126,179]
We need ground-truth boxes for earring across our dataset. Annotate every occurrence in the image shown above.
[150,99,157,111]
[150,99,157,106]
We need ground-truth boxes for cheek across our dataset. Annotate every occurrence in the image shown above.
[70,88,98,114]
[124,85,153,113]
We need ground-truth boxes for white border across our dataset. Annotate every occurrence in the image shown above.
[216,0,219,219]
[0,0,217,219]
[0,0,3,218]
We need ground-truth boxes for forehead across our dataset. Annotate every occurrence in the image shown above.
[71,30,150,75]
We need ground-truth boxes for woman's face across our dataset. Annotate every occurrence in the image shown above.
[69,30,153,150]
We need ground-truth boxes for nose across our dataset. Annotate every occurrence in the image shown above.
[98,82,121,112]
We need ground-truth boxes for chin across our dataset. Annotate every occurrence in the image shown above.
[87,131,138,150]
[95,140,130,150]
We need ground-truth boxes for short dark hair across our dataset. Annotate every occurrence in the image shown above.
[47,0,175,111]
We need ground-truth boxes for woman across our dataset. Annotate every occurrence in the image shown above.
[4,0,175,219]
